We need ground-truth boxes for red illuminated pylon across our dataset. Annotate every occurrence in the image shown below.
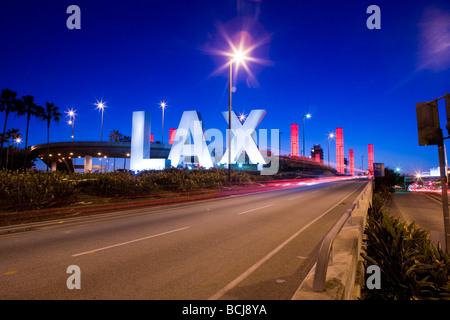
[169,128,176,145]
[368,144,374,178]
[336,128,344,174]
[349,149,354,176]
[291,124,299,157]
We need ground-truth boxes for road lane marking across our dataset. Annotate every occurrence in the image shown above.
[288,195,304,201]
[4,271,16,275]
[208,182,365,300]
[71,226,190,257]
[236,204,274,215]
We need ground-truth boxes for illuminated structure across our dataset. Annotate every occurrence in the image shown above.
[349,149,354,176]
[291,124,299,157]
[169,128,176,145]
[34,109,278,174]
[130,111,171,172]
[368,144,374,178]
[336,127,344,174]
[168,110,214,169]
[310,144,324,163]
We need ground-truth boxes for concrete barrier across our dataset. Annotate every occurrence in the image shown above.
[292,180,373,300]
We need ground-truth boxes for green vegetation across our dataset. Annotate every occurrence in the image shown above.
[0,168,267,212]
[361,188,450,300]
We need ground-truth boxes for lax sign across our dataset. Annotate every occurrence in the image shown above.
[130,109,279,175]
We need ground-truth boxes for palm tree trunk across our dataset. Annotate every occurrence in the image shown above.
[24,114,30,170]
[47,121,50,172]
[0,110,9,167]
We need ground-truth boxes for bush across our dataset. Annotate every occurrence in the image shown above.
[361,191,450,300]
[0,168,263,211]
[0,170,76,210]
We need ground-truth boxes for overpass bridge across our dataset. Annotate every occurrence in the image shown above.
[30,141,170,172]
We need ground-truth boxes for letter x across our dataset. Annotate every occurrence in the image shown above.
[221,110,267,165]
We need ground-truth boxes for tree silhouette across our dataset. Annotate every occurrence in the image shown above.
[0,89,19,167]
[41,102,62,171]
[16,95,45,169]
[5,128,21,170]
[108,129,123,142]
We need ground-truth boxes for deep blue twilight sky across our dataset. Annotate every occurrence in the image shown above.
[0,0,449,174]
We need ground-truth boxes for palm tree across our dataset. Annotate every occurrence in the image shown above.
[16,95,45,169]
[5,128,21,170]
[0,89,19,167]
[108,129,123,142]
[121,135,131,142]
[41,102,62,171]
[108,130,124,171]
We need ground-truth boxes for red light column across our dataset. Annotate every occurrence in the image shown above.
[349,149,354,176]
[291,124,299,157]
[169,128,176,145]
[150,133,154,143]
[336,127,344,174]
[368,144,374,178]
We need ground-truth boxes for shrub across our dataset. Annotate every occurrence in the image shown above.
[0,170,76,210]
[361,191,450,300]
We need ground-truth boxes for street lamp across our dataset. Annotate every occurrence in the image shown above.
[95,101,106,142]
[327,132,334,167]
[302,113,311,157]
[160,101,167,144]
[67,109,76,141]
[227,49,249,182]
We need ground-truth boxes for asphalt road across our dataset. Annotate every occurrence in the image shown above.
[0,178,368,300]
[386,191,448,246]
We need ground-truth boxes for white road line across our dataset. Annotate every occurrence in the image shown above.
[71,226,190,257]
[288,195,304,201]
[237,204,274,215]
[208,183,365,300]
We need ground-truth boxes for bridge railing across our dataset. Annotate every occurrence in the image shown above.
[312,180,372,292]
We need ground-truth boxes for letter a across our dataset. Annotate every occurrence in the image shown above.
[66,5,81,30]
[366,5,381,30]
[366,265,381,289]
[66,265,81,289]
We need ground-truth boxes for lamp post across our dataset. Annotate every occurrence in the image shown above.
[327,132,334,167]
[68,110,75,141]
[228,55,232,183]
[160,101,166,144]
[302,113,311,157]
[95,101,106,142]
[227,49,248,183]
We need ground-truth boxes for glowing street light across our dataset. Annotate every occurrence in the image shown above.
[66,108,76,141]
[302,113,312,157]
[95,101,107,142]
[226,48,251,182]
[327,132,335,167]
[160,101,167,144]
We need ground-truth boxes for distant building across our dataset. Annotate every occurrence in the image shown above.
[310,144,324,163]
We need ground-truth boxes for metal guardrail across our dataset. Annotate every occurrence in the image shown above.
[312,181,371,292]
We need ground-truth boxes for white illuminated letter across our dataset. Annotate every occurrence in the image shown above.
[130,111,170,172]
[220,110,267,166]
[168,111,214,168]
[66,5,81,30]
